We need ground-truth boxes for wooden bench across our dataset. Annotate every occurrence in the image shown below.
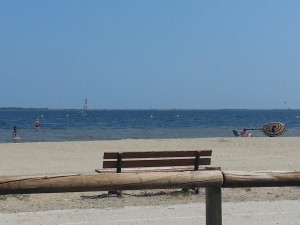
[95,150,212,197]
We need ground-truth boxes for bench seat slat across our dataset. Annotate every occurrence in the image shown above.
[95,167,208,173]
[103,150,212,159]
[103,158,211,168]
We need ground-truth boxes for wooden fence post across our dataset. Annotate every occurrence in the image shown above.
[205,167,222,225]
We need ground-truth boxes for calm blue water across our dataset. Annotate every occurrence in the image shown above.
[0,109,300,143]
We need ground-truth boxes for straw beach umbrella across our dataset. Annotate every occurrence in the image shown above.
[246,122,287,137]
[261,122,287,137]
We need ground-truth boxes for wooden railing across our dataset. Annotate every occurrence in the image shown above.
[207,169,300,225]
[0,169,299,225]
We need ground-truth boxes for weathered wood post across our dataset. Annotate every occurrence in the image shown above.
[205,167,222,225]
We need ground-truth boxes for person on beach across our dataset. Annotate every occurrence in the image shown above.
[35,119,41,131]
[240,129,252,137]
[12,126,17,138]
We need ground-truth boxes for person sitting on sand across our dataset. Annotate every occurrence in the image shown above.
[240,129,252,137]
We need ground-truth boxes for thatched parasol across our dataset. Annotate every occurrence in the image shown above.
[246,122,287,137]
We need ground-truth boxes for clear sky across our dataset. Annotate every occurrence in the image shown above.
[1,1,299,109]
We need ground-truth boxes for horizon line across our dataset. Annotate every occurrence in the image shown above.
[0,107,297,111]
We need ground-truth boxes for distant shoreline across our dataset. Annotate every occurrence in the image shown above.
[0,108,298,111]
[0,107,49,111]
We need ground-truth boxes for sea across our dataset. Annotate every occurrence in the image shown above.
[0,109,300,143]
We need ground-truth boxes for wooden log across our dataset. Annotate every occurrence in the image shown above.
[222,171,300,188]
[0,171,223,195]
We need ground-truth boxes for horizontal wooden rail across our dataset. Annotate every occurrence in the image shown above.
[222,171,300,188]
[1,170,299,225]
[1,170,299,195]
[0,171,223,195]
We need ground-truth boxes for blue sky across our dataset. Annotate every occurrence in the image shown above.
[1,1,299,109]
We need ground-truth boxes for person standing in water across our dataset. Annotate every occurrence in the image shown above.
[35,119,41,131]
[12,126,17,138]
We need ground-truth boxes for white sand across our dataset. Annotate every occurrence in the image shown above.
[0,137,299,213]
[0,137,299,176]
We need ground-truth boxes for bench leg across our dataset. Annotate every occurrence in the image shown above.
[181,188,199,194]
[108,190,124,198]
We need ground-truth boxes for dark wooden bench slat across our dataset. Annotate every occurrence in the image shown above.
[95,167,207,173]
[103,158,211,168]
[103,150,212,159]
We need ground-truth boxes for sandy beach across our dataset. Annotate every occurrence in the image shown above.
[0,137,299,214]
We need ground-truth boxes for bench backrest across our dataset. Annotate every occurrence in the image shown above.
[103,150,212,173]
